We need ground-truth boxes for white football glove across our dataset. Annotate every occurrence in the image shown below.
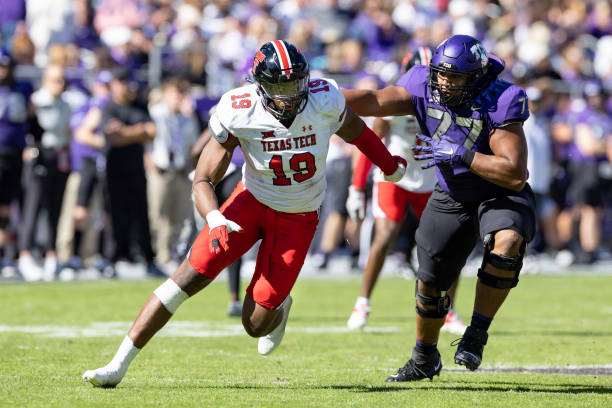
[383,155,407,183]
[346,186,366,221]
[205,210,243,254]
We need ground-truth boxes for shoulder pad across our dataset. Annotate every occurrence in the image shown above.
[485,82,529,127]
[396,65,428,99]
[307,77,345,119]
[215,84,258,131]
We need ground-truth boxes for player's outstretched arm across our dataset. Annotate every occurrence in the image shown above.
[337,107,406,182]
[342,86,415,117]
[469,123,528,191]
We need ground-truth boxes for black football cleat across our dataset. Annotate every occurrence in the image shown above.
[453,326,488,371]
[386,350,442,382]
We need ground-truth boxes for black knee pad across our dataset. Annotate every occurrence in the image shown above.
[414,280,451,319]
[477,234,525,289]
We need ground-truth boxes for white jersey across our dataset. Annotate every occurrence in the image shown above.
[208,78,346,213]
[373,115,437,193]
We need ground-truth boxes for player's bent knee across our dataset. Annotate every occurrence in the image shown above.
[414,280,450,319]
[153,279,189,314]
[492,229,524,256]
[478,233,525,289]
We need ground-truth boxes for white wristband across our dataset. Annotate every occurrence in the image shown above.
[205,209,225,229]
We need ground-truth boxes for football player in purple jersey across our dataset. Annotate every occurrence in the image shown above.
[343,34,535,382]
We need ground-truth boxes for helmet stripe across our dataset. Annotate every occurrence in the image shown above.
[420,47,430,66]
[272,40,292,75]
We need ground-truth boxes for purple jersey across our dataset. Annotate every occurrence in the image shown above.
[397,64,529,202]
[0,82,32,150]
[570,107,611,163]
[70,96,108,172]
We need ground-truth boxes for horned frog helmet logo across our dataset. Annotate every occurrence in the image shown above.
[470,43,488,68]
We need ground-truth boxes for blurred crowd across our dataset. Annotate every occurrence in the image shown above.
[1,0,611,282]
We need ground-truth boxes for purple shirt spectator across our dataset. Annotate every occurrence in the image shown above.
[0,0,26,49]
[0,81,32,150]
[569,106,611,163]
[70,96,109,172]
[0,0,25,23]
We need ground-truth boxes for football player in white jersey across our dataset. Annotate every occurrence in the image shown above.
[345,48,467,335]
[82,40,406,388]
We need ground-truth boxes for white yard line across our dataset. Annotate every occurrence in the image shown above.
[0,322,401,338]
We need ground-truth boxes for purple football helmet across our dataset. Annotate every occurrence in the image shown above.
[429,35,489,107]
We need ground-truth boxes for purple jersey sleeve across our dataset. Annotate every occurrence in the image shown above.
[396,65,429,100]
[488,83,529,128]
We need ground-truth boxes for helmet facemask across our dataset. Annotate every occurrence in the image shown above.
[258,74,309,120]
[429,66,481,107]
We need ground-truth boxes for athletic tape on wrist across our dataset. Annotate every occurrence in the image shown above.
[462,149,475,168]
[153,279,189,314]
[205,209,225,229]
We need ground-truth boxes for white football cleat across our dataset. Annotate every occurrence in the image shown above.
[441,308,467,335]
[258,295,292,355]
[82,364,125,388]
[347,302,370,330]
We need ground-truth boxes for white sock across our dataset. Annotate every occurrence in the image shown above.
[108,336,140,371]
[355,296,370,306]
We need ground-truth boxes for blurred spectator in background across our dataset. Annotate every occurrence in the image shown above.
[94,0,147,42]
[102,68,164,277]
[348,0,401,62]
[0,47,33,276]
[73,0,101,51]
[56,70,114,278]
[19,64,71,281]
[174,41,208,88]
[0,0,26,51]
[564,81,611,264]
[26,0,74,66]
[523,85,559,255]
[168,2,203,54]
[148,77,199,265]
[10,24,36,66]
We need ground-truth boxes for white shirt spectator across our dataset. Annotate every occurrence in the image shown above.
[149,102,199,171]
[31,88,71,150]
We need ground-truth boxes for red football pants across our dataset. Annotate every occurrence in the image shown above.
[189,182,319,309]
[375,181,431,223]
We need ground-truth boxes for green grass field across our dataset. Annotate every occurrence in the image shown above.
[1,274,611,407]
